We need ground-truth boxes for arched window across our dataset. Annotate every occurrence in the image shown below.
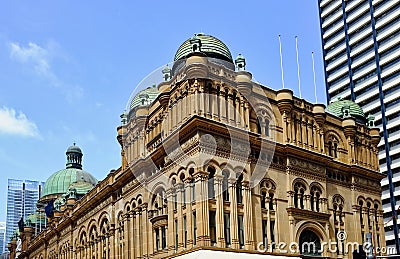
[265,119,270,137]
[208,167,215,199]
[332,195,344,223]
[299,230,321,256]
[294,182,306,209]
[261,191,267,209]
[236,174,243,204]
[359,200,364,226]
[269,193,274,210]
[257,117,262,134]
[374,203,379,224]
[222,171,229,201]
[310,186,322,212]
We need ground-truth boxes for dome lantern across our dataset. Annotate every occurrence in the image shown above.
[235,53,246,71]
[66,143,83,169]
[162,64,171,81]
[367,114,375,128]
[189,34,202,53]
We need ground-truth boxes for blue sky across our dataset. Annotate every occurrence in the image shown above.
[0,0,326,221]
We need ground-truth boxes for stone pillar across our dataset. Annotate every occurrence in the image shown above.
[185,179,194,248]
[194,171,210,246]
[176,183,184,252]
[243,182,254,250]
[166,188,175,255]
[244,101,250,129]
[282,112,288,142]
[110,225,115,259]
[229,178,239,249]
[220,90,227,123]
[214,175,225,247]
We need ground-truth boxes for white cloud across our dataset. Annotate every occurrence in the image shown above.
[8,41,84,101]
[8,42,59,84]
[0,106,41,138]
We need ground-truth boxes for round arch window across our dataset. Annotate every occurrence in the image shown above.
[299,229,322,256]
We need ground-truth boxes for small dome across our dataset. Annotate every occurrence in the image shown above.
[174,33,233,63]
[326,98,365,122]
[129,85,159,111]
[25,213,45,226]
[66,144,82,154]
[42,168,97,198]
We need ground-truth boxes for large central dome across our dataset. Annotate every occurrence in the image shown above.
[174,33,233,63]
[41,144,97,199]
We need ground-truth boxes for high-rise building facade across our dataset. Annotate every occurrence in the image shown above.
[0,222,5,254]
[318,0,400,253]
[5,180,44,250]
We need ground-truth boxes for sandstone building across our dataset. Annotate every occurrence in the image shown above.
[9,34,385,259]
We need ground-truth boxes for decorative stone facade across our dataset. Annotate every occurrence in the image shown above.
[9,34,385,259]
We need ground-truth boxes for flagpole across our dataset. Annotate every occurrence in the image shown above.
[312,52,318,103]
[295,36,302,98]
[278,35,285,89]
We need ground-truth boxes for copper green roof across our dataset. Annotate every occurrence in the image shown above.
[129,85,159,110]
[68,181,96,195]
[174,33,233,62]
[326,99,365,120]
[26,213,46,226]
[42,168,97,197]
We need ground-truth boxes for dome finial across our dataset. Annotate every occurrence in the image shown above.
[66,143,83,169]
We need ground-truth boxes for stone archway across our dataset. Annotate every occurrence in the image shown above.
[299,229,322,256]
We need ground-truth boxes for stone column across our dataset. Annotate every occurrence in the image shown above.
[220,90,227,123]
[243,181,254,250]
[166,188,175,255]
[214,175,225,247]
[228,178,239,249]
[244,101,250,129]
[282,112,288,143]
[185,179,193,248]
[194,171,210,246]
[176,184,184,252]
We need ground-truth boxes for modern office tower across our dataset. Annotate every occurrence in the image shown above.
[318,0,400,253]
[0,222,5,253]
[5,180,44,249]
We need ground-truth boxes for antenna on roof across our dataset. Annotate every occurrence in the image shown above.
[295,36,302,99]
[278,35,285,89]
[312,52,318,103]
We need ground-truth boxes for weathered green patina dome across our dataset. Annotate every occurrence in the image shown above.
[68,181,96,195]
[174,33,233,63]
[326,98,366,122]
[129,85,159,111]
[42,144,97,198]
[42,168,97,197]
[25,213,46,227]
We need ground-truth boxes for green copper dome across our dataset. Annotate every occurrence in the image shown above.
[25,213,46,227]
[68,181,96,195]
[129,85,159,110]
[42,144,97,198]
[326,98,366,121]
[174,33,233,63]
[42,168,97,197]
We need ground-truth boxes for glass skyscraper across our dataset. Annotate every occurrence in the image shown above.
[5,179,44,250]
[317,0,400,253]
[0,222,5,254]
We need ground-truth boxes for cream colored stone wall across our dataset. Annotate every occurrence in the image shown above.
[12,54,384,259]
